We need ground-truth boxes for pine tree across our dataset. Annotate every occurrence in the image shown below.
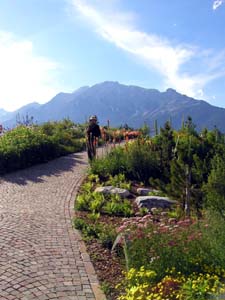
[204,153,225,220]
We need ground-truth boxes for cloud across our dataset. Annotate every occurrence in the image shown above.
[70,0,225,99]
[213,0,224,10]
[0,31,63,111]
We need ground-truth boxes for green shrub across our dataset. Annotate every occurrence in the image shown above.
[0,120,86,175]
[104,197,133,217]
[125,140,160,184]
[73,217,100,239]
[90,146,128,179]
[98,224,118,249]
[74,217,117,249]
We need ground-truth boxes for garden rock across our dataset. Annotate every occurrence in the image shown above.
[135,196,177,211]
[95,185,130,198]
[137,188,159,196]
[94,186,130,198]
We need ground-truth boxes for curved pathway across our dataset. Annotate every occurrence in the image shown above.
[0,151,106,300]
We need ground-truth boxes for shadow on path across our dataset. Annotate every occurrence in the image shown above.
[0,151,88,186]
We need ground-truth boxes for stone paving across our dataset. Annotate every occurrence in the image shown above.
[0,151,106,300]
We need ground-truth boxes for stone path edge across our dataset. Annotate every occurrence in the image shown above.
[68,174,107,300]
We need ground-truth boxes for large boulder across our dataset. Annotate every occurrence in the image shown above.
[94,186,130,198]
[135,196,177,211]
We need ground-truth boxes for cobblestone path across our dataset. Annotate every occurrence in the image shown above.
[0,152,106,300]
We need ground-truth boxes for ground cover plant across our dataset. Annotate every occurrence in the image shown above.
[74,118,225,300]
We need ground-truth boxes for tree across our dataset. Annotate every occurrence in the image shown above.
[139,122,150,137]
[168,130,205,217]
[155,121,175,182]
[204,154,225,220]
[184,116,197,135]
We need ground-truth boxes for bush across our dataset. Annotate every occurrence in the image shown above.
[0,120,86,175]
[0,126,57,173]
[98,224,118,249]
[74,217,117,249]
[90,140,160,184]
[125,140,160,184]
[73,217,100,239]
[90,146,128,179]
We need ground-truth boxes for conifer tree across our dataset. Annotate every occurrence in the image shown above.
[204,153,225,220]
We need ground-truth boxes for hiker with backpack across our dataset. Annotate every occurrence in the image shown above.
[86,115,101,160]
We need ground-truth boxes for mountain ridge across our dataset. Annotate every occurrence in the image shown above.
[1,81,225,132]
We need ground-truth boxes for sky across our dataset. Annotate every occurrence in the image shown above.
[0,0,225,111]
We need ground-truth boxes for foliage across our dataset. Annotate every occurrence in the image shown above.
[98,224,118,249]
[204,153,225,219]
[117,266,225,300]
[106,174,131,190]
[104,195,133,217]
[116,212,225,280]
[139,122,150,137]
[0,126,56,173]
[125,140,161,184]
[0,119,86,174]
[181,273,225,300]
[73,217,100,240]
[75,189,105,212]
[101,281,115,297]
[90,146,128,179]
[40,119,86,154]
[117,267,157,300]
[73,118,225,300]
[74,217,117,249]
[75,179,133,217]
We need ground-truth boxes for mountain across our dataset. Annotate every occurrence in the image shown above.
[0,108,12,122]
[1,81,225,132]
[1,102,41,128]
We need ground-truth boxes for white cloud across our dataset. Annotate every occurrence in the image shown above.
[213,0,224,10]
[70,0,225,99]
[0,31,63,111]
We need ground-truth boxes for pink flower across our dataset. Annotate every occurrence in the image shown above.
[168,240,177,247]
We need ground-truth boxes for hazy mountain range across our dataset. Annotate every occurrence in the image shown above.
[1,81,225,132]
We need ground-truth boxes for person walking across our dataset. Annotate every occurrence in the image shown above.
[86,115,101,160]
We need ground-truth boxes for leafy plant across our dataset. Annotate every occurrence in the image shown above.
[98,224,118,249]
[73,217,100,240]
[101,281,115,298]
[89,192,105,213]
[103,194,133,217]
[75,193,92,211]
[106,174,131,190]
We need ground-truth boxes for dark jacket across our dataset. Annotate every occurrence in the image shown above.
[86,123,101,140]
